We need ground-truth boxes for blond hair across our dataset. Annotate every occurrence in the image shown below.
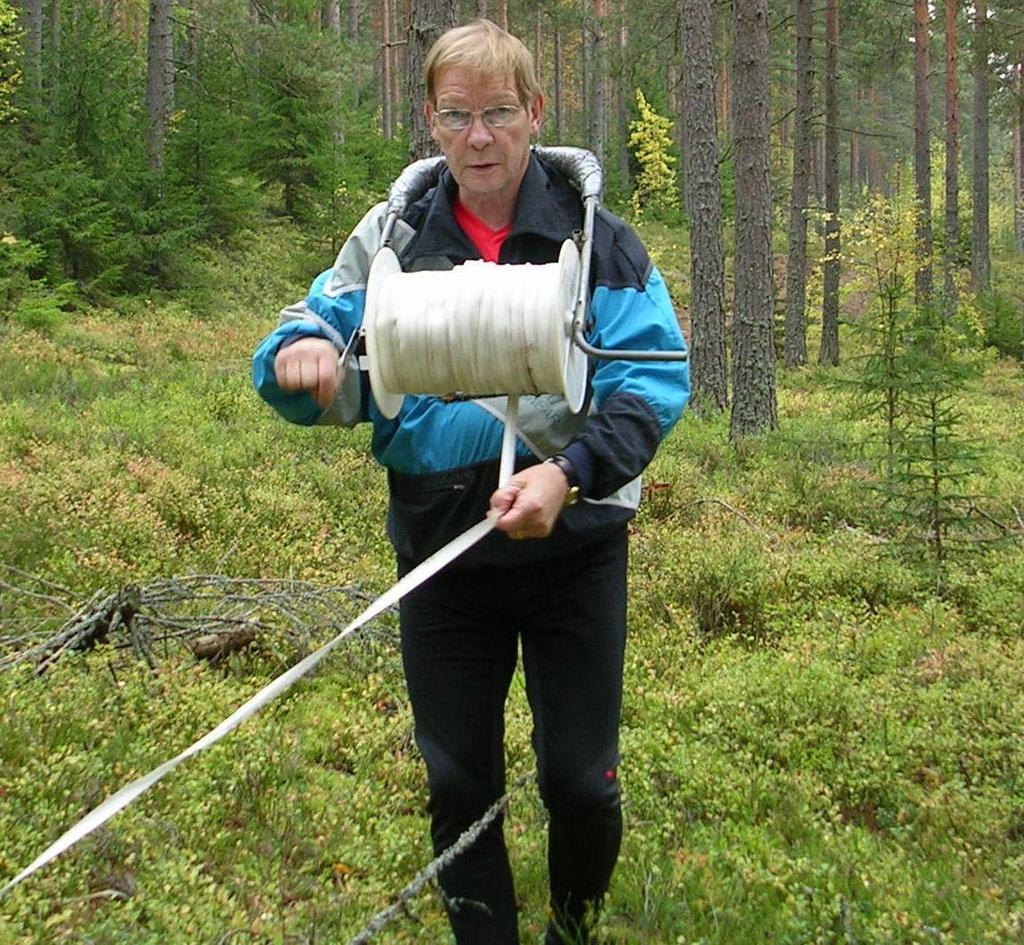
[424,19,542,107]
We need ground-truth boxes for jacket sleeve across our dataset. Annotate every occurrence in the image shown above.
[560,218,689,499]
[251,203,386,427]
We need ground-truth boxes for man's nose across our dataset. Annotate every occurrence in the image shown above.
[466,115,495,147]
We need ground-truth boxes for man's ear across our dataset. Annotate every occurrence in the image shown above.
[527,94,545,136]
[425,102,439,145]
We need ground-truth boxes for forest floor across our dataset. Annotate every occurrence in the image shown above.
[0,225,1023,944]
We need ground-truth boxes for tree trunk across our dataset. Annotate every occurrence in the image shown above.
[819,0,839,366]
[784,0,812,368]
[477,0,488,17]
[913,0,933,304]
[944,0,959,311]
[495,0,507,31]
[349,0,359,40]
[406,0,457,159]
[382,0,393,138]
[47,0,59,99]
[866,82,882,192]
[617,14,630,184]
[392,0,402,122]
[971,0,990,292]
[21,0,42,99]
[681,0,728,414]
[323,0,341,34]
[534,7,541,87]
[730,0,777,438]
[590,0,608,163]
[554,28,564,141]
[581,4,590,147]
[145,0,174,177]
[1015,63,1023,253]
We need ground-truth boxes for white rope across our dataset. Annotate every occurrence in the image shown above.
[364,241,585,418]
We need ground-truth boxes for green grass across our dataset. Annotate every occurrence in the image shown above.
[1,225,1023,944]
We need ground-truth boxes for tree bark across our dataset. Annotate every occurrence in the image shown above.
[581,3,590,147]
[47,0,59,99]
[681,0,727,413]
[913,0,933,304]
[349,0,360,40]
[323,0,341,34]
[784,0,812,368]
[590,0,608,164]
[944,0,959,311]
[730,0,777,438]
[382,0,393,138]
[145,0,174,177]
[1015,63,1023,253]
[866,82,882,193]
[617,13,630,184]
[22,0,42,99]
[554,28,564,141]
[819,0,840,366]
[971,0,990,293]
[406,0,457,159]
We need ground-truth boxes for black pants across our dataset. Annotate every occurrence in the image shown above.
[399,531,628,945]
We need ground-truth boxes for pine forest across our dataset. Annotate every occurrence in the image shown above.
[1,1,1024,943]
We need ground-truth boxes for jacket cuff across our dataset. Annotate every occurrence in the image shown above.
[557,442,595,498]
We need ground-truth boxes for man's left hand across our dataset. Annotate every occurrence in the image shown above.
[489,463,570,540]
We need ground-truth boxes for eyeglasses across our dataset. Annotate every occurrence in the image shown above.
[433,105,524,132]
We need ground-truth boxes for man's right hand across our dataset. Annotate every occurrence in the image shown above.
[274,337,344,409]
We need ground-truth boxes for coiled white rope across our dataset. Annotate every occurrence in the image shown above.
[364,240,587,418]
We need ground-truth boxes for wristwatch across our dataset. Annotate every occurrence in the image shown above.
[544,454,580,507]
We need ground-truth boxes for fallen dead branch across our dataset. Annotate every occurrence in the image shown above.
[0,565,388,674]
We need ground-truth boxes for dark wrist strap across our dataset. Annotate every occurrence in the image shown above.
[544,454,580,507]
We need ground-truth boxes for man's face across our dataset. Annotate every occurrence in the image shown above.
[426,66,543,214]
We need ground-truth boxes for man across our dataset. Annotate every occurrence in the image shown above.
[252,19,688,944]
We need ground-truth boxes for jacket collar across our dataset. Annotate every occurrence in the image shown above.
[400,151,583,266]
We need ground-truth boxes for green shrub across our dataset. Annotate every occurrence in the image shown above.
[977,290,1024,360]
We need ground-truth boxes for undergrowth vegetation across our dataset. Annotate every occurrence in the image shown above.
[1,222,1023,944]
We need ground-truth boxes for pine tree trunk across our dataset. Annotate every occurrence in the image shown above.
[1015,63,1023,253]
[392,0,402,121]
[730,0,777,438]
[47,0,59,99]
[554,29,564,141]
[944,0,960,311]
[382,0,393,138]
[349,0,359,40]
[406,0,456,159]
[971,0,990,292]
[617,14,630,185]
[913,0,933,304]
[581,5,590,147]
[590,0,608,164]
[145,0,174,177]
[866,83,882,193]
[681,0,728,414]
[534,8,541,88]
[21,0,42,99]
[495,0,507,31]
[784,0,812,368]
[819,0,840,366]
[323,0,341,34]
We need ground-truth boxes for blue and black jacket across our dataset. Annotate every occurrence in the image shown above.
[253,153,689,568]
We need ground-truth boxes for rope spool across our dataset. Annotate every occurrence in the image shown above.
[363,240,588,419]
